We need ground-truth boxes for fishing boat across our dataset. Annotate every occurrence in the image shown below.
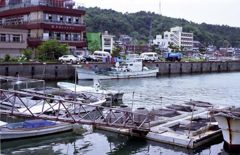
[76,58,158,80]
[0,119,73,140]
[57,80,124,102]
[213,107,240,149]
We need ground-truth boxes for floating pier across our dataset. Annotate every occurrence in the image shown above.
[0,87,226,149]
[95,101,225,149]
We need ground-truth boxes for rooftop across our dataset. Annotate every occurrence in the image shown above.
[0,0,85,12]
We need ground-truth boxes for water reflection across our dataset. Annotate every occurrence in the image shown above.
[1,129,236,155]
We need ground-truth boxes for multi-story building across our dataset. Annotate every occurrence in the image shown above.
[152,35,169,51]
[0,0,86,52]
[119,35,132,45]
[101,31,114,53]
[164,26,193,51]
[0,28,28,57]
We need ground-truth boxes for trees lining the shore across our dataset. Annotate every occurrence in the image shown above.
[85,7,240,48]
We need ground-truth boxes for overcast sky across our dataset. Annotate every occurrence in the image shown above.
[79,0,239,28]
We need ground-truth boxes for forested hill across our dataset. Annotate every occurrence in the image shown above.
[85,7,240,47]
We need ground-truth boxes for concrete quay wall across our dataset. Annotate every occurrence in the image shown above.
[153,61,240,76]
[0,61,239,80]
[0,63,75,80]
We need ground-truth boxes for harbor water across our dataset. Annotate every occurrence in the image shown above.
[1,72,240,155]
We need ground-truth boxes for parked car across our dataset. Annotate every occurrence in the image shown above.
[58,55,78,63]
[90,51,112,61]
[76,55,86,62]
[140,52,159,61]
[83,55,98,62]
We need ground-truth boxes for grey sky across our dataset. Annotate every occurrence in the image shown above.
[79,0,239,28]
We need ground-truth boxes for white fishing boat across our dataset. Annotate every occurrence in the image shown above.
[18,98,106,115]
[57,81,124,102]
[76,58,158,80]
[0,119,73,140]
[213,107,240,149]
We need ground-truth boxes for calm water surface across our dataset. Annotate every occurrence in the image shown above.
[1,72,240,155]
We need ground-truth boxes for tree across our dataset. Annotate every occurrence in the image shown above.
[223,40,230,48]
[88,40,100,52]
[37,40,68,61]
[112,45,121,57]
[85,7,240,48]
[4,54,11,62]
[21,48,32,60]
[168,43,179,52]
[199,46,206,54]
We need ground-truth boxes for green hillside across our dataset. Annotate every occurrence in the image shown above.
[85,7,240,48]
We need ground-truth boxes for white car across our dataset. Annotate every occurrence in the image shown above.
[140,52,159,61]
[90,51,112,61]
[58,55,78,63]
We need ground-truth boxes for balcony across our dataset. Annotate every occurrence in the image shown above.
[1,21,86,32]
[27,37,86,48]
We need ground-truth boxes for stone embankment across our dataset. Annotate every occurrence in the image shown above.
[0,61,239,80]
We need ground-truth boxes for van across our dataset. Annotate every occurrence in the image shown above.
[126,54,141,61]
[140,52,159,61]
[90,51,112,61]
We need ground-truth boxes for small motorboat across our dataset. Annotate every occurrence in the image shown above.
[57,81,124,102]
[0,119,73,140]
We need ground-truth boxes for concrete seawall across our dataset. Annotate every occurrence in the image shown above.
[152,61,240,75]
[0,63,75,80]
[0,61,239,80]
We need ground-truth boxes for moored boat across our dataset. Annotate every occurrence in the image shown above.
[213,107,240,149]
[76,58,158,80]
[57,81,124,102]
[0,119,73,140]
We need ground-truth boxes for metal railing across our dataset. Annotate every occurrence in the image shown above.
[0,89,150,132]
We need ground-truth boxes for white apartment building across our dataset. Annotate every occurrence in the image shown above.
[101,31,114,53]
[152,35,169,51]
[164,26,193,51]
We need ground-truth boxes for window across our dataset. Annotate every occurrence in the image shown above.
[12,34,21,42]
[73,34,79,41]
[48,14,52,22]
[59,16,63,22]
[104,38,111,46]
[49,32,53,38]
[55,33,61,40]
[75,17,79,24]
[0,34,6,42]
[67,17,72,23]
[65,33,70,41]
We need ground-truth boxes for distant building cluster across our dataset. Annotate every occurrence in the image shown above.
[153,26,194,51]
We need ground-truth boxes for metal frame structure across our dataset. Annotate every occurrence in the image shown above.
[0,89,150,132]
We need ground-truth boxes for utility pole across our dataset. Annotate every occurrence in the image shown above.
[159,0,162,15]
[148,19,153,49]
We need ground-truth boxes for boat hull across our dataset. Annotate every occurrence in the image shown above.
[1,123,73,140]
[77,68,158,80]
[214,115,240,146]
[57,82,124,102]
